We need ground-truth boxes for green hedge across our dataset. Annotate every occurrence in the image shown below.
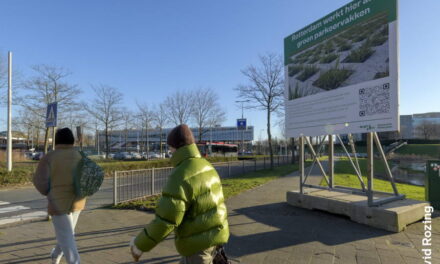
[0,156,240,186]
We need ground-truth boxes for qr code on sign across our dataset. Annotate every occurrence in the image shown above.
[359,84,390,117]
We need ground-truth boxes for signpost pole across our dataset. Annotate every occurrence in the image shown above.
[45,102,58,153]
[367,132,374,206]
[7,52,13,172]
[52,127,56,150]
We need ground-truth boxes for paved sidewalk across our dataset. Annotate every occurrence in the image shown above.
[1,166,439,264]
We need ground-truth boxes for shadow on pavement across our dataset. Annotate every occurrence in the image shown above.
[226,202,391,257]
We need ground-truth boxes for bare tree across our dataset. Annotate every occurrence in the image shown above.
[0,53,7,91]
[153,102,169,156]
[416,121,439,140]
[191,88,226,142]
[235,53,284,169]
[164,90,194,126]
[136,102,155,158]
[18,64,82,152]
[84,85,123,158]
[121,109,134,152]
[16,109,46,150]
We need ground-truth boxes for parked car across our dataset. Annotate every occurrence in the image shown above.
[113,152,132,160]
[32,152,44,160]
[130,152,142,160]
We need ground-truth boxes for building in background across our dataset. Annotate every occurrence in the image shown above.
[97,126,254,153]
[0,131,28,150]
[378,112,440,141]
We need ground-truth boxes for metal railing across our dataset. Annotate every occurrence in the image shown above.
[113,155,292,205]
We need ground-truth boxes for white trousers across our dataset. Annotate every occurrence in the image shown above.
[51,211,81,264]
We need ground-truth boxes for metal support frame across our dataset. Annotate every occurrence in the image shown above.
[299,136,304,194]
[373,132,399,195]
[297,132,404,207]
[336,135,366,192]
[304,137,330,185]
[367,132,374,206]
[305,135,327,183]
[328,135,334,188]
[348,134,361,174]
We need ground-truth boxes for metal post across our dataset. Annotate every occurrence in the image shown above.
[336,135,366,191]
[299,136,304,194]
[7,52,12,172]
[373,132,399,195]
[348,134,361,174]
[52,127,56,150]
[305,137,330,185]
[367,132,374,206]
[328,135,334,189]
[151,168,155,195]
[113,171,118,205]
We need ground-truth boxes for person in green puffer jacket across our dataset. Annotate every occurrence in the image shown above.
[129,124,229,263]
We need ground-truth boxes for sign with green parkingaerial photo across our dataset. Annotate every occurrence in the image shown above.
[284,0,398,137]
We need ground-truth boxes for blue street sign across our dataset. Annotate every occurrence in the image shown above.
[237,118,247,130]
[46,102,58,127]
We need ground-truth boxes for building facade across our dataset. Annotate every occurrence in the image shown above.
[97,126,254,152]
[378,112,440,140]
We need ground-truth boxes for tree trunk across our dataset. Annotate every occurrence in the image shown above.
[291,137,295,164]
[146,124,149,159]
[26,127,30,149]
[125,129,128,152]
[199,126,202,143]
[105,126,109,159]
[159,127,163,156]
[36,129,40,151]
[267,108,274,169]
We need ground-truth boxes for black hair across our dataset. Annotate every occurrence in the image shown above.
[55,127,75,145]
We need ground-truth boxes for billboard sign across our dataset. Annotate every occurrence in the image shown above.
[46,102,58,128]
[237,119,247,130]
[284,0,398,137]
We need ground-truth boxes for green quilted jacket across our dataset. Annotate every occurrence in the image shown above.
[134,144,229,256]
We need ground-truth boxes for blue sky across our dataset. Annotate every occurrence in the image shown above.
[0,0,439,139]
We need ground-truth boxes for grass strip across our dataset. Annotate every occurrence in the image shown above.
[0,156,240,187]
[320,158,425,201]
[395,144,440,158]
[313,68,353,90]
[288,65,303,77]
[320,54,339,64]
[113,163,306,211]
[296,65,318,82]
[343,43,375,63]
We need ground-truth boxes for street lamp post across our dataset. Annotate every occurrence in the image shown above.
[235,100,250,155]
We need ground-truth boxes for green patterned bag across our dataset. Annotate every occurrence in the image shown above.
[74,151,104,197]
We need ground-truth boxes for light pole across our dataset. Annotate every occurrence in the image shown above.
[7,51,12,172]
[235,100,250,154]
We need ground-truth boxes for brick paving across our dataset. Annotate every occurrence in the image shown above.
[0,166,439,264]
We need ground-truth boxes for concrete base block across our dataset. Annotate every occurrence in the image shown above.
[286,189,429,232]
